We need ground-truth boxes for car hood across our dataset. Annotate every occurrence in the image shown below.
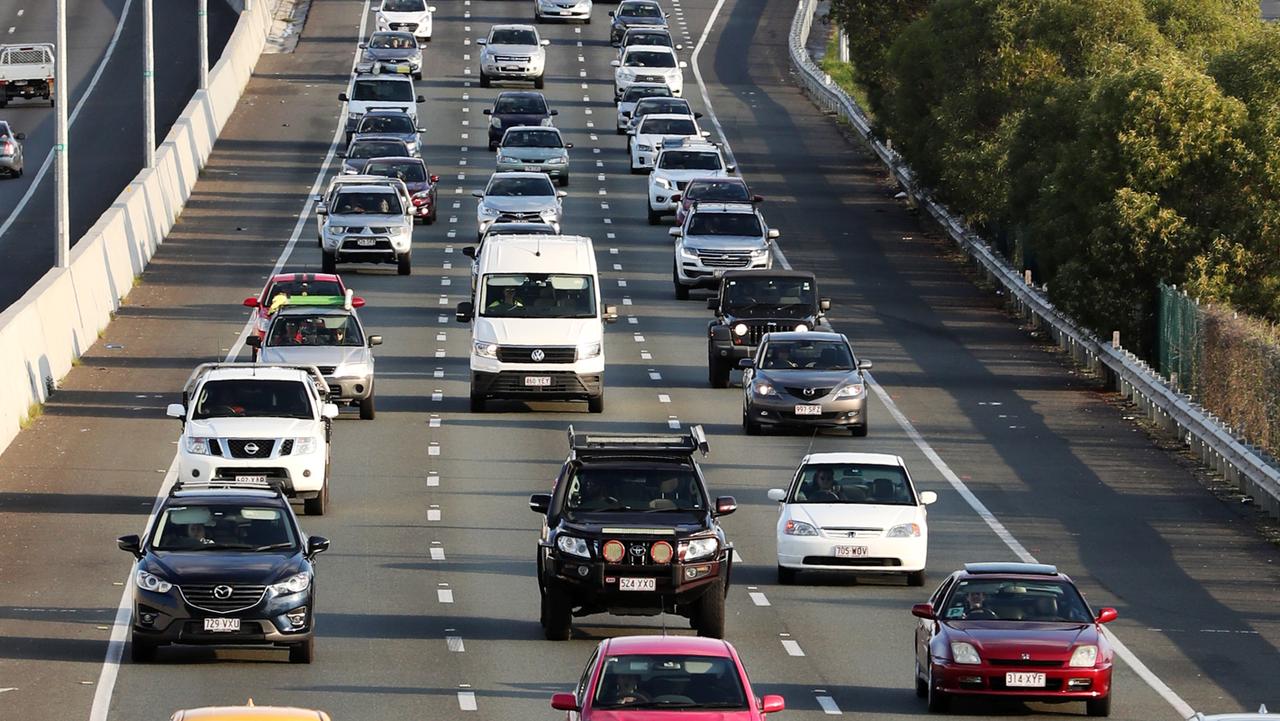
[500,147,566,161]
[683,236,767,251]
[260,346,369,368]
[145,552,302,585]
[787,502,919,530]
[945,622,1096,657]
[756,369,856,388]
[364,48,422,62]
[723,309,816,322]
[561,515,708,535]
[481,196,557,213]
[185,417,317,438]
[328,212,407,226]
[380,10,430,22]
[485,43,543,56]
[495,112,549,127]
[475,317,600,345]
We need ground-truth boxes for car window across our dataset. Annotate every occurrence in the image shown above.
[789,462,912,505]
[941,578,1093,623]
[576,648,600,700]
[152,504,298,552]
[592,655,745,710]
[930,576,956,608]
[636,99,690,117]
[265,279,344,303]
[192,380,313,420]
[687,180,749,202]
[352,80,414,102]
[364,159,426,183]
[627,33,673,48]
[480,273,596,319]
[640,118,695,135]
[491,29,538,45]
[267,312,365,348]
[686,212,761,237]
[504,130,563,148]
[349,140,410,159]
[564,466,704,514]
[658,151,721,171]
[369,33,417,49]
[487,176,555,196]
[358,115,416,134]
[333,190,403,215]
[383,0,426,10]
[625,51,676,68]
[722,276,814,311]
[622,85,672,103]
[620,3,663,18]
[495,95,548,114]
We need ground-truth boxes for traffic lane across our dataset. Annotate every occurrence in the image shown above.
[1264,1,1279,20]
[699,0,1278,711]
[0,0,240,312]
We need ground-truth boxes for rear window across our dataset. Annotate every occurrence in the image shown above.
[687,180,749,202]
[658,151,721,171]
[622,85,672,103]
[265,279,343,301]
[640,118,695,135]
[363,159,426,183]
[358,114,416,134]
[349,140,409,159]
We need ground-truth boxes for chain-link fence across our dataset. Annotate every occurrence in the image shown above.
[1157,283,1203,395]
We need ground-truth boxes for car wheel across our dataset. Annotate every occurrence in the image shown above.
[397,252,412,276]
[743,408,762,436]
[359,392,376,420]
[289,635,314,664]
[321,251,336,274]
[914,659,928,698]
[558,174,569,187]
[926,665,949,713]
[541,584,572,640]
[129,634,158,663]
[414,72,423,80]
[852,421,868,437]
[304,481,329,516]
[14,166,21,178]
[587,392,604,414]
[647,206,661,225]
[1086,695,1111,718]
[534,75,545,90]
[906,569,926,587]
[693,577,726,638]
[708,358,730,388]
[776,565,796,585]
[480,71,491,88]
[470,392,485,412]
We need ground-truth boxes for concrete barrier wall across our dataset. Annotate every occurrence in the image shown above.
[0,0,274,454]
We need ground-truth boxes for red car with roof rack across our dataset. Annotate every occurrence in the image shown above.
[243,273,364,356]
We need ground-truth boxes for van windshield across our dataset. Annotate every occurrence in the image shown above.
[480,273,597,318]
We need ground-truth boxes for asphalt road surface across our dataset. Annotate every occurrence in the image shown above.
[0,0,238,311]
[0,0,1275,720]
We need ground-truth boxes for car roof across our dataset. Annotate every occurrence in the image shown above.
[489,170,555,181]
[690,202,755,214]
[625,44,676,55]
[483,236,596,272]
[173,706,329,721]
[362,108,414,117]
[363,155,424,165]
[761,331,846,342]
[641,113,696,123]
[350,134,412,143]
[960,562,1063,578]
[505,125,561,134]
[352,72,412,82]
[167,488,288,503]
[496,90,545,99]
[603,635,733,657]
[491,23,537,31]
[269,272,343,284]
[200,366,312,383]
[275,305,353,317]
[620,0,663,8]
[625,26,673,35]
[721,269,812,279]
[801,452,904,467]
[337,183,399,194]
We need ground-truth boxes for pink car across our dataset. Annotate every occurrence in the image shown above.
[551,636,785,721]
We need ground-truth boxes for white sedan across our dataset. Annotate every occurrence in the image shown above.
[768,452,936,586]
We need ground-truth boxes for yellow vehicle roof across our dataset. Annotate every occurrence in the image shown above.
[173,707,330,721]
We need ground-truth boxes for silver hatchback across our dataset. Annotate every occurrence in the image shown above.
[740,331,872,436]
[0,120,25,178]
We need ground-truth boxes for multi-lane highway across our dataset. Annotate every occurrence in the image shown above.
[0,0,1276,720]
[0,0,238,311]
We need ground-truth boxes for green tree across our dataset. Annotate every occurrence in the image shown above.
[827,0,930,115]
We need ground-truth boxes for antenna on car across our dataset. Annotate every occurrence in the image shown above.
[804,428,818,458]
[535,235,542,257]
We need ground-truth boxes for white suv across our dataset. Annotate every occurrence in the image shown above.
[339,73,425,145]
[167,364,339,515]
[612,44,686,99]
[479,25,550,89]
[646,140,732,224]
[629,113,706,173]
[670,202,777,299]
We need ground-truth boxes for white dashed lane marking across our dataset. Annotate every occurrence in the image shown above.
[781,639,804,657]
[430,545,446,561]
[438,586,454,603]
[428,506,442,521]
[447,634,466,652]
[457,689,477,711]
[815,695,841,715]
[667,417,681,429]
[427,473,440,486]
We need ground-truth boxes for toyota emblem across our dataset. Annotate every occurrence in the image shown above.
[243,442,260,456]
[629,544,646,557]
[530,349,546,362]
[213,585,234,600]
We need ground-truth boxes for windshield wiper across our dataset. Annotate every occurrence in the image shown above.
[252,542,297,552]
[180,543,256,551]
[639,506,703,513]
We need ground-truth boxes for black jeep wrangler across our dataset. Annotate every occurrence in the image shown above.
[706,270,831,387]
[530,425,736,640]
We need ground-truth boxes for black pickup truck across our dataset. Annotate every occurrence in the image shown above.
[530,426,736,640]
[706,270,831,387]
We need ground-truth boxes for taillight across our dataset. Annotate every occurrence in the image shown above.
[602,540,625,564]
[0,142,12,155]
[650,541,673,564]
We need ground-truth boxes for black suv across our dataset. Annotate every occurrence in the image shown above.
[530,426,736,640]
[485,91,558,150]
[116,481,330,663]
[707,270,831,387]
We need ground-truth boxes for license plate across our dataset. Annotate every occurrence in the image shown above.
[1005,672,1046,688]
[503,66,522,72]
[619,577,656,591]
[203,618,240,632]
[235,475,267,483]
[524,165,541,171]
[834,545,868,557]
[13,80,25,85]
[524,376,552,387]
[357,237,376,246]
[794,404,823,415]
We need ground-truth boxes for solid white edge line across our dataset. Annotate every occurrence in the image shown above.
[86,3,374,720]
[0,0,136,243]
[689,0,735,170]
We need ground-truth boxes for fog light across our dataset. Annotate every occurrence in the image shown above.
[577,565,590,577]
[140,612,157,626]
[1067,679,1092,688]
[286,608,308,627]
[685,567,697,579]
[191,469,200,478]
[959,676,982,684]
[355,384,365,394]
[303,469,311,478]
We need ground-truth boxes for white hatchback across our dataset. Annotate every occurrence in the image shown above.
[374,0,438,41]
[768,452,936,586]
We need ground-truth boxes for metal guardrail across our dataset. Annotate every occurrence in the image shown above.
[787,0,1280,521]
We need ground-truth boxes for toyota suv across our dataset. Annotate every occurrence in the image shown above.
[671,203,777,299]
[647,139,732,224]
[706,270,830,387]
[473,171,565,240]
[612,45,686,100]
[319,181,415,275]
[530,426,735,639]
[629,113,706,173]
[339,72,425,145]
[166,363,339,515]
[478,25,550,89]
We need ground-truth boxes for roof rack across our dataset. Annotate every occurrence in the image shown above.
[270,289,356,313]
[567,424,709,458]
[169,479,287,496]
[963,562,1059,576]
[181,362,330,402]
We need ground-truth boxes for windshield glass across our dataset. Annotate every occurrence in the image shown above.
[593,655,746,710]
[620,3,663,17]
[369,33,416,49]
[504,130,563,148]
[495,94,548,114]
[491,29,538,45]
[349,140,408,159]
[363,159,426,183]
[333,190,403,215]
[687,179,749,202]
[265,279,343,302]
[626,33,673,48]
[942,578,1093,623]
[268,312,365,347]
[565,466,704,514]
[487,176,555,196]
[658,151,720,170]
[480,273,596,318]
[760,339,854,371]
[722,276,813,311]
[626,51,676,68]
[687,212,761,237]
[789,462,913,505]
[636,100,689,117]
[383,0,426,10]
[152,504,298,552]
[622,85,672,103]
[352,79,414,102]
[358,114,416,134]
[640,118,695,135]
[192,380,313,420]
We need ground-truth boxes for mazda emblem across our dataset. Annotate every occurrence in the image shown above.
[243,442,260,456]
[213,585,234,600]
[530,349,546,362]
[803,388,815,397]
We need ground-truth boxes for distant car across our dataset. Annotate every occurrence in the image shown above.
[478,24,550,89]
[627,95,699,135]
[318,181,415,275]
[473,171,565,240]
[629,113,706,173]
[768,451,935,584]
[485,91,557,150]
[0,120,24,178]
[341,136,415,175]
[675,177,759,226]
[671,202,776,298]
[338,72,424,145]
[242,272,362,353]
[912,563,1118,717]
[351,108,423,155]
[549,636,785,720]
[740,331,869,435]
[617,27,682,58]
[117,481,330,663]
[356,30,423,78]
[374,0,437,41]
[615,82,671,134]
[168,702,332,721]
[534,0,592,23]
[496,126,572,186]
[647,139,732,224]
[361,156,439,224]
[609,0,669,45]
[613,44,686,100]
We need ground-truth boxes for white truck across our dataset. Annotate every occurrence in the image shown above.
[0,43,55,107]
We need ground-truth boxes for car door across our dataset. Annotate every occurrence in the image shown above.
[917,574,955,670]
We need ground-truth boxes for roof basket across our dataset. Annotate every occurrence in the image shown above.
[567,424,709,457]
[169,478,287,496]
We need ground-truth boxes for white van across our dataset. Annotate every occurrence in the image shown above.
[456,235,617,412]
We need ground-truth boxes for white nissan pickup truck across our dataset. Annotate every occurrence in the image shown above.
[0,43,54,107]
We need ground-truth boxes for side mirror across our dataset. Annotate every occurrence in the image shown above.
[358,42,368,49]
[701,130,711,137]
[166,403,186,419]
[306,535,331,557]
[246,335,262,348]
[557,190,568,198]
[550,693,579,711]
[243,297,260,308]
[338,92,349,102]
[819,297,831,311]
[321,403,340,420]
[738,358,754,369]
[541,39,551,46]
[550,109,560,116]
[529,493,552,514]
[752,194,764,203]
[608,10,615,16]
[455,301,474,323]
[676,44,684,51]
[603,305,619,323]
[482,108,492,115]
[911,603,936,620]
[430,174,440,183]
[418,127,427,133]
[462,246,477,258]
[761,696,786,714]
[669,193,681,203]
[416,95,426,103]
[476,38,487,45]
[316,205,328,216]
[857,359,873,370]
[565,142,574,149]
[117,534,142,558]
[679,61,688,68]
[766,488,786,502]
[14,132,25,140]
[472,190,484,198]
[706,298,718,310]
[767,228,781,240]
[351,296,366,308]
[368,335,383,347]
[694,112,704,118]
[1096,608,1118,624]
[429,5,438,10]
[714,496,737,517]
[668,227,682,237]
[919,490,938,505]
[727,165,737,173]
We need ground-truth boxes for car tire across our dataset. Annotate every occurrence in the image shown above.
[534,75,545,90]
[129,634,158,663]
[414,72,423,80]
[14,167,21,178]
[558,174,569,187]
[630,164,644,175]
[480,71,491,88]
[906,569,926,587]
[647,207,661,225]
[289,636,314,664]
[321,251,336,274]
[359,392,376,420]
[708,358,730,388]
[914,659,928,698]
[1086,695,1111,718]
[852,421,868,437]
[776,565,796,585]
[470,392,485,412]
[743,409,762,436]
[397,252,412,276]
[587,393,604,414]
[428,205,438,224]
[304,481,329,516]
[926,665,949,713]
[541,584,572,640]
[692,577,726,638]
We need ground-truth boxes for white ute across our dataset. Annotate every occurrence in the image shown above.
[0,43,54,107]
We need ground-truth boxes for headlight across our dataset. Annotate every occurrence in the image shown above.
[327,225,347,234]
[387,226,406,236]
[752,380,776,397]
[347,111,362,120]
[1069,645,1099,667]
[479,206,500,217]
[950,642,981,665]
[490,117,502,129]
[679,536,718,561]
[578,342,601,359]
[291,437,319,455]
[270,572,312,596]
[473,341,499,358]
[783,519,818,536]
[546,156,567,164]
[184,436,215,455]
[794,323,809,332]
[886,523,920,537]
[679,244,698,259]
[539,208,559,220]
[653,177,672,189]
[733,323,748,336]
[556,535,590,558]
[834,383,865,399]
[136,570,172,594]
[637,144,652,152]
[749,247,770,258]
